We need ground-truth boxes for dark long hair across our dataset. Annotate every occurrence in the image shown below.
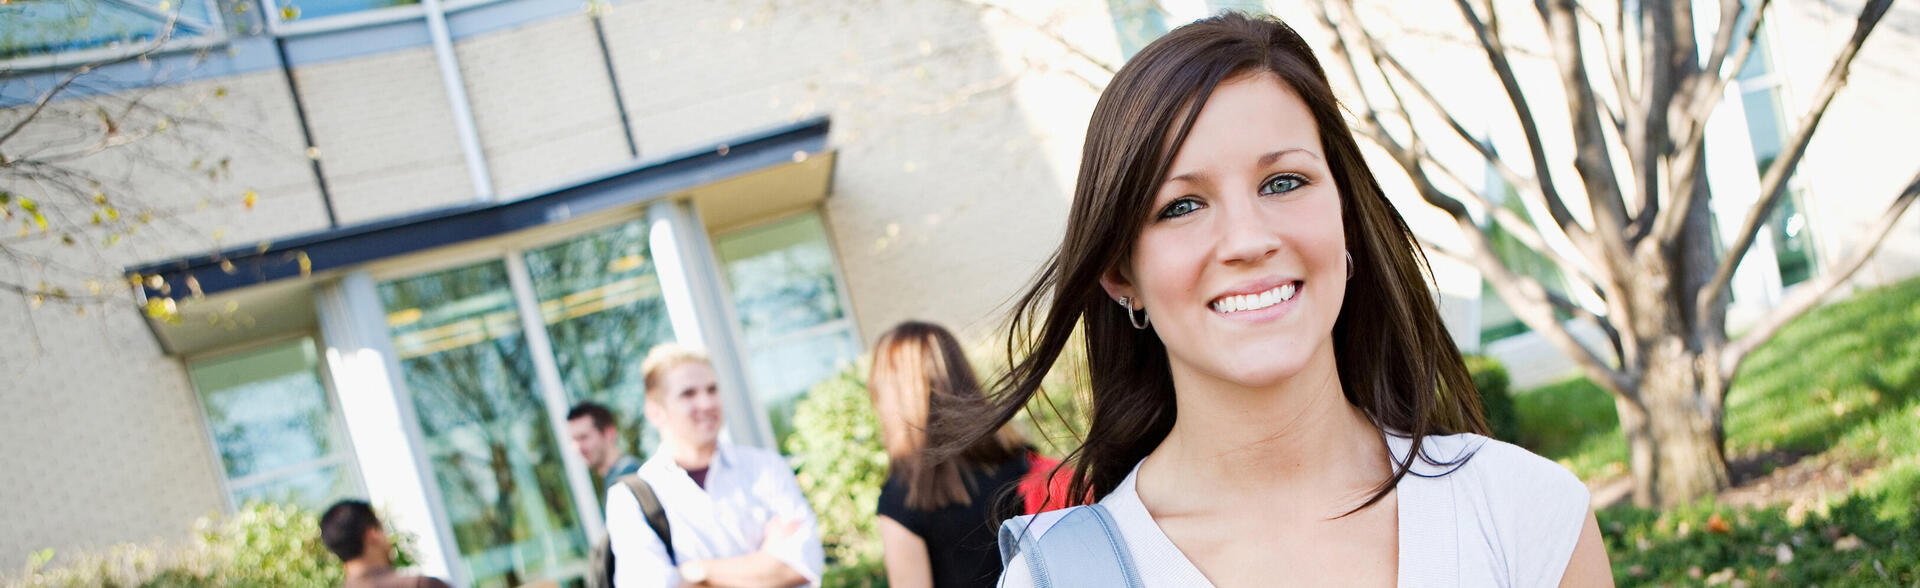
[871,321,1026,511]
[938,12,1487,511]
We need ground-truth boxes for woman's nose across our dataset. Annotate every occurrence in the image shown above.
[1215,194,1283,264]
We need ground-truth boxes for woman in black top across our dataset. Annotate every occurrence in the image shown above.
[870,321,1033,588]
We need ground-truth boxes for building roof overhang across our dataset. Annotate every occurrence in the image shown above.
[130,116,833,355]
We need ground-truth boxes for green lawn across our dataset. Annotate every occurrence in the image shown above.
[1508,276,1920,585]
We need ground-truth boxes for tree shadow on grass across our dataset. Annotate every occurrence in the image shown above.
[1726,276,1920,459]
[1599,488,1920,586]
[1511,277,1920,483]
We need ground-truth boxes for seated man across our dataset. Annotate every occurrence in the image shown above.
[320,500,452,588]
[608,344,824,587]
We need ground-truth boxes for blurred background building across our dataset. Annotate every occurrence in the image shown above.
[1,0,1913,586]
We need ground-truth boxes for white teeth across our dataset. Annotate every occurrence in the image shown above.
[1212,282,1301,314]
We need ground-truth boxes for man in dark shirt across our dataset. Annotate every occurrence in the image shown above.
[567,401,643,493]
[320,500,452,588]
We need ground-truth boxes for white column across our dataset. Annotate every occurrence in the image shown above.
[503,252,607,540]
[315,271,465,586]
[647,200,771,450]
[419,0,494,202]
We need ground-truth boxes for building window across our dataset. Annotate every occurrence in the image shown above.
[523,218,677,461]
[275,0,419,23]
[1733,24,1817,287]
[380,261,588,588]
[1108,0,1171,59]
[2,0,223,60]
[714,212,861,451]
[188,336,362,511]
[1478,186,1572,345]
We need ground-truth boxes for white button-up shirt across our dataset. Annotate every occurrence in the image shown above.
[606,442,825,587]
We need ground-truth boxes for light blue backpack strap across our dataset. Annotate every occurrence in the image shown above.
[997,505,1142,588]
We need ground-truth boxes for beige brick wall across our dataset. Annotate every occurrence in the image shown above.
[0,68,322,567]
[1771,0,1920,286]
[600,0,1117,343]
[454,14,633,197]
[293,47,476,224]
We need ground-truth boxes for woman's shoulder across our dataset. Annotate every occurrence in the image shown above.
[1397,432,1585,493]
[1399,432,1592,584]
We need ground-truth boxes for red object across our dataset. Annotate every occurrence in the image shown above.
[1020,452,1076,514]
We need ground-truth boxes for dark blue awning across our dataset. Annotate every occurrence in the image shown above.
[129,117,830,301]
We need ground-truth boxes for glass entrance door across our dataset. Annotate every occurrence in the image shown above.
[523,218,677,483]
[380,262,588,588]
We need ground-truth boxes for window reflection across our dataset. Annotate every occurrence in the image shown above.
[715,212,861,449]
[381,262,587,588]
[278,0,419,22]
[2,0,219,60]
[1733,14,1817,287]
[190,337,360,512]
[524,219,676,476]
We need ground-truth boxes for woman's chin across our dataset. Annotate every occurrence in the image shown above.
[1187,355,1321,391]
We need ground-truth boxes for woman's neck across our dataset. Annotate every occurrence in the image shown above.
[1140,347,1389,507]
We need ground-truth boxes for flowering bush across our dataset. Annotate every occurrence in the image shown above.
[8,502,417,588]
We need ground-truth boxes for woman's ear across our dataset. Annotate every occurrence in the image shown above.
[1098,264,1138,308]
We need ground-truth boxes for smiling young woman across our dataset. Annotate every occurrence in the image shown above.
[940,11,1614,588]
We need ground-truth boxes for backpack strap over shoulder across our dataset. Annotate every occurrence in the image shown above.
[997,504,1142,588]
[618,474,675,565]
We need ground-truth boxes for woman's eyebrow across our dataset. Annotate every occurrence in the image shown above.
[1259,147,1320,167]
[1166,147,1323,186]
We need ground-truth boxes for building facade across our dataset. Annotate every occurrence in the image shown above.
[2,0,1914,585]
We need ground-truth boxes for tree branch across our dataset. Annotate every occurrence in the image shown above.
[1653,0,1773,245]
[1695,0,1746,101]
[1326,1,1629,394]
[1451,0,1590,241]
[1547,288,1624,365]
[968,1,1118,76]
[1697,0,1891,318]
[1720,169,1919,379]
[1535,0,1631,259]
[1577,1,1637,125]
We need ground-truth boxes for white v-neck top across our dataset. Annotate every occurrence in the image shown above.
[1002,433,1590,587]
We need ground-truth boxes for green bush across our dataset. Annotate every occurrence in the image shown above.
[9,502,418,588]
[783,363,890,587]
[1465,354,1520,443]
[784,333,1096,587]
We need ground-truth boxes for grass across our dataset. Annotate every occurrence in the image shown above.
[1508,276,1920,586]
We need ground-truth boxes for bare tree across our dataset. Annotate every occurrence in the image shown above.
[2,9,267,325]
[1310,0,1916,507]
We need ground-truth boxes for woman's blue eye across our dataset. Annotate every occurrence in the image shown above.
[1262,174,1307,194]
[1159,197,1201,219]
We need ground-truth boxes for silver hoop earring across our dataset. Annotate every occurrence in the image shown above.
[1345,251,1354,281]
[1117,296,1150,330]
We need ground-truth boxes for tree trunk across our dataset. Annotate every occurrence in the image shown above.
[1631,342,1731,507]
[1616,395,1655,507]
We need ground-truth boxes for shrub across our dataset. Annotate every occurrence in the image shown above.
[8,502,417,588]
[784,333,1096,587]
[1464,354,1520,443]
[783,362,890,584]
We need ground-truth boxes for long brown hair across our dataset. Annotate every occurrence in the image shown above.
[871,321,1026,511]
[939,12,1487,512]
